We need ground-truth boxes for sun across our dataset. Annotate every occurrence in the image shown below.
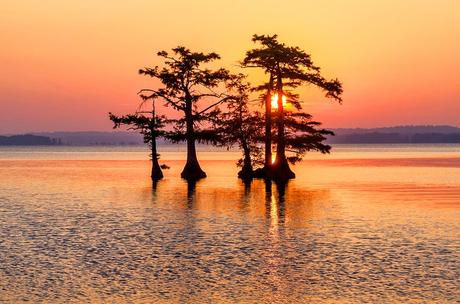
[271,93,287,109]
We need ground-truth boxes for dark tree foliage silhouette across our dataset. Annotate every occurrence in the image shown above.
[243,34,343,181]
[217,74,264,180]
[276,112,334,163]
[139,47,232,180]
[109,103,167,180]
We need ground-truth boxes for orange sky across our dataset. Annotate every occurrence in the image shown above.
[0,0,459,133]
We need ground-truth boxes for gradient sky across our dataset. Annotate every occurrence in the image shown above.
[1,0,459,133]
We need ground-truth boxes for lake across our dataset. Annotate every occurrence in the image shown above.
[0,145,459,303]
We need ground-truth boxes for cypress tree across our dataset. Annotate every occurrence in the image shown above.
[139,47,232,180]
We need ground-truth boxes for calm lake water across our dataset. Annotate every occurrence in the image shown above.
[0,145,459,303]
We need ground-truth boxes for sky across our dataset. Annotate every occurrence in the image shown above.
[0,0,459,133]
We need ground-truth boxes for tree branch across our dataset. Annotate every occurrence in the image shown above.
[138,88,186,111]
[197,96,233,115]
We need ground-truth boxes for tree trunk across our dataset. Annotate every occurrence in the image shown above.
[181,104,206,180]
[238,140,253,180]
[150,137,163,180]
[272,68,295,181]
[150,106,163,180]
[263,74,274,173]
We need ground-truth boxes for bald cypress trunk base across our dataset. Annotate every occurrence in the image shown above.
[238,164,253,180]
[271,157,295,181]
[182,109,206,181]
[252,167,268,179]
[151,162,164,181]
[238,169,253,180]
[151,139,163,181]
[181,159,206,181]
[238,147,254,180]
[251,164,294,181]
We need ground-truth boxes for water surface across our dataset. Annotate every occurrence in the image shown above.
[0,145,459,303]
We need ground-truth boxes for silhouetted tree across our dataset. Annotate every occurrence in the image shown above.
[139,47,232,180]
[243,34,343,180]
[242,40,277,173]
[279,112,334,163]
[109,100,167,180]
[217,74,264,179]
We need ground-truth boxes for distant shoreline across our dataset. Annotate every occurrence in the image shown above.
[2,125,460,146]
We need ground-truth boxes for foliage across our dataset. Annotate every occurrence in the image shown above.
[277,112,334,164]
[217,74,264,168]
[109,36,343,180]
[242,34,343,177]
[138,47,233,145]
[243,34,343,103]
[108,112,167,159]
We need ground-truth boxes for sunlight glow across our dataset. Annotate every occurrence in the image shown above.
[271,153,276,164]
[271,94,287,110]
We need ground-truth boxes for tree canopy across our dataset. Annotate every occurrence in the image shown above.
[242,34,343,180]
[109,35,343,182]
[138,47,233,180]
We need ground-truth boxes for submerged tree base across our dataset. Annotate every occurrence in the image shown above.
[151,164,164,181]
[271,166,295,181]
[252,167,268,179]
[181,160,207,181]
[249,165,296,181]
[237,166,254,180]
[270,156,296,181]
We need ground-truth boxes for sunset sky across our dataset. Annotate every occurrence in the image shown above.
[1,0,459,133]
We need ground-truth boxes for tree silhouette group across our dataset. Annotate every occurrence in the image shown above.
[109,34,343,182]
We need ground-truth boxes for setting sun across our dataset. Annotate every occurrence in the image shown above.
[271,93,287,110]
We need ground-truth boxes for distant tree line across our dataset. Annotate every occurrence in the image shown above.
[110,34,343,182]
[0,134,60,146]
[327,132,460,144]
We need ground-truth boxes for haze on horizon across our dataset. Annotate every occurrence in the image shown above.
[1,0,459,134]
